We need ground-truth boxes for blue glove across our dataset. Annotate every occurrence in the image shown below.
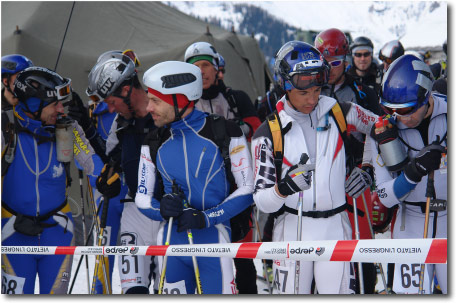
[160,193,185,220]
[177,208,207,233]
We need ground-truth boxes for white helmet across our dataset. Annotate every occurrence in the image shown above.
[184,41,219,69]
[143,61,202,101]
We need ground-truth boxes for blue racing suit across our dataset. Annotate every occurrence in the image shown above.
[87,102,128,294]
[1,106,102,294]
[135,109,254,294]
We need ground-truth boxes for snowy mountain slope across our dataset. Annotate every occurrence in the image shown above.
[165,1,447,53]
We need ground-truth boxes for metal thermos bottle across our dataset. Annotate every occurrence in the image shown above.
[55,116,74,162]
[375,117,408,172]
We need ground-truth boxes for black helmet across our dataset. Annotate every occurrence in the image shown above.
[350,36,374,53]
[14,66,71,117]
[379,40,404,64]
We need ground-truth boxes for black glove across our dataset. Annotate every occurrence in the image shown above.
[68,91,93,131]
[371,121,399,145]
[177,208,207,233]
[345,166,373,198]
[277,154,315,196]
[96,163,121,199]
[160,192,185,220]
[404,144,446,182]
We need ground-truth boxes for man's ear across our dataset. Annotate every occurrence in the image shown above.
[2,77,8,87]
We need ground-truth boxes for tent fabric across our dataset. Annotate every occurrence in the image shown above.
[2,1,271,217]
[1,1,271,101]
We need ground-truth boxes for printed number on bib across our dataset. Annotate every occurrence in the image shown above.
[393,263,430,294]
[1,271,25,294]
[273,262,294,294]
[163,280,186,294]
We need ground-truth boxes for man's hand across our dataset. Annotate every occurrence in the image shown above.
[68,91,93,131]
[160,193,185,220]
[404,144,446,182]
[345,166,373,198]
[96,163,121,198]
[176,208,206,232]
[277,153,314,196]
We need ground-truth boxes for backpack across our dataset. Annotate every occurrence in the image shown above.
[146,114,251,242]
[266,101,353,181]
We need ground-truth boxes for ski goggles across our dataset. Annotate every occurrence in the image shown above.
[287,70,327,90]
[379,54,393,65]
[55,78,72,101]
[328,59,344,67]
[122,49,141,68]
[86,89,104,103]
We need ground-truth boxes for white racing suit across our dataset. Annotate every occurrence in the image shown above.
[252,95,377,294]
[366,93,447,294]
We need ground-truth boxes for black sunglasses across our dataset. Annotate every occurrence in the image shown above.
[353,52,371,58]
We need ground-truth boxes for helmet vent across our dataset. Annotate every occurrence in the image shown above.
[2,61,17,71]
[161,73,197,89]
[291,51,298,60]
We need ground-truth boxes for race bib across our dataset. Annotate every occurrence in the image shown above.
[1,271,25,294]
[273,261,294,294]
[393,263,431,294]
[163,280,187,294]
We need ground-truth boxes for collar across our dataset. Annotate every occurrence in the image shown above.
[169,109,207,132]
[15,106,55,138]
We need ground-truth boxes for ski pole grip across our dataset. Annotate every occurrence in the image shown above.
[425,170,435,199]
[78,169,84,179]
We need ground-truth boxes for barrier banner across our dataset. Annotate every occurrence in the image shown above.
[1,238,447,264]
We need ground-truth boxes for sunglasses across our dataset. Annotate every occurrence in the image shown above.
[353,52,371,58]
[288,70,327,90]
[328,59,344,67]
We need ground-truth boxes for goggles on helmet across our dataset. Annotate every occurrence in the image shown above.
[380,97,426,117]
[55,79,72,101]
[86,89,104,103]
[287,70,327,90]
[379,54,393,65]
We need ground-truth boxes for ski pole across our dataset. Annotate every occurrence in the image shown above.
[360,193,389,294]
[419,170,435,294]
[78,169,91,293]
[294,153,309,294]
[177,182,203,295]
[294,191,303,294]
[68,198,101,294]
[90,194,112,294]
[352,196,364,294]
[158,216,174,294]
[252,206,273,294]
[87,171,111,294]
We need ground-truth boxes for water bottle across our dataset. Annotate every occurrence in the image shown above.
[55,116,74,162]
[375,117,408,172]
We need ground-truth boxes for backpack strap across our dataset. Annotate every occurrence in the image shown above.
[221,87,241,119]
[2,110,17,177]
[329,101,355,172]
[266,111,284,182]
[207,114,236,189]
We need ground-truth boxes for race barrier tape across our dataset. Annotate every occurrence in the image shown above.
[1,238,446,264]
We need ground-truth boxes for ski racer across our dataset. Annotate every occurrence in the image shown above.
[251,41,378,294]
[135,60,254,294]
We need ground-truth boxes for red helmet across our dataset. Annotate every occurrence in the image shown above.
[371,191,396,233]
[314,28,349,58]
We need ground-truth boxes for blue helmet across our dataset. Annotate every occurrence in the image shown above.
[380,54,434,114]
[1,54,33,78]
[274,41,330,91]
